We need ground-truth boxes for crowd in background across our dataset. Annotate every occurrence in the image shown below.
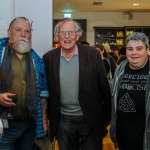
[80,41,127,80]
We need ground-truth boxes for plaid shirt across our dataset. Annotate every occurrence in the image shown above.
[0,37,49,137]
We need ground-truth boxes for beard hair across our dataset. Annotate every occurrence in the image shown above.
[9,38,31,54]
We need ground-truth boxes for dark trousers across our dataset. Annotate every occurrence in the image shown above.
[57,114,102,150]
[0,118,35,150]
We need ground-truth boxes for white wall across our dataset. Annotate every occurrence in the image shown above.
[54,12,150,45]
[0,0,53,57]
[0,0,14,37]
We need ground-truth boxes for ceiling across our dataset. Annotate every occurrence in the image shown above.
[53,0,150,13]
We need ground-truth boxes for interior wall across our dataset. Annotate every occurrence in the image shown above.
[0,0,53,57]
[54,12,150,45]
[0,0,14,37]
[14,0,53,57]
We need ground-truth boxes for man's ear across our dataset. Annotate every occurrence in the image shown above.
[7,29,11,37]
[54,35,58,42]
[76,35,80,42]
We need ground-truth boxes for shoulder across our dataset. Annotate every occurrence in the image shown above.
[0,38,9,63]
[31,49,42,62]
[31,49,45,70]
[0,37,9,47]
[0,37,8,53]
[43,47,60,59]
[77,44,97,51]
[115,59,128,75]
[77,44,99,56]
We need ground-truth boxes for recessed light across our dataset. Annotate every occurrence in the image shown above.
[133,3,139,6]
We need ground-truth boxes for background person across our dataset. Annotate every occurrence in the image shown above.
[103,43,117,78]
[110,32,150,150]
[0,16,49,150]
[110,45,120,63]
[94,44,111,76]
[117,46,127,65]
[43,18,111,150]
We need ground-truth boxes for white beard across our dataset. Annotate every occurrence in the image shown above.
[14,41,31,53]
[9,38,31,54]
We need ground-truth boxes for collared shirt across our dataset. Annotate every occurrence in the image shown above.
[11,51,27,119]
[60,45,78,61]
[0,37,49,138]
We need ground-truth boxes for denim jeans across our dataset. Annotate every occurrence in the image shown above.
[57,114,102,150]
[0,118,35,150]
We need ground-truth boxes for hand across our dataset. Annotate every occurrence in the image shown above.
[0,92,16,107]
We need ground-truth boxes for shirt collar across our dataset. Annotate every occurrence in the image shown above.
[60,44,78,60]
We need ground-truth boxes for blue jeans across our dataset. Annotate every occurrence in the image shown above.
[0,118,35,150]
[57,114,102,150]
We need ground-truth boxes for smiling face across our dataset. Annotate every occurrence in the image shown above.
[8,19,32,54]
[126,40,149,69]
[54,20,80,52]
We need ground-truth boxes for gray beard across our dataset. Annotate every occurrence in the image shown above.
[9,39,31,54]
[14,42,31,54]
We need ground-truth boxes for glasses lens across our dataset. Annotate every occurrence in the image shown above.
[59,31,76,36]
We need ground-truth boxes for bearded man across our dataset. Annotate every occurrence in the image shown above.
[0,17,49,150]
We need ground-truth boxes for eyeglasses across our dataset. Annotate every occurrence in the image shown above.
[58,30,77,36]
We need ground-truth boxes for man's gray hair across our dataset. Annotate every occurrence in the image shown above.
[54,18,83,37]
[9,16,33,29]
[125,32,149,49]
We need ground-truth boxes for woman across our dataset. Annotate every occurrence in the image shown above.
[111,32,150,150]
[94,44,111,78]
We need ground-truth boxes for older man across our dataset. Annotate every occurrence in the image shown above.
[0,16,49,150]
[43,18,111,150]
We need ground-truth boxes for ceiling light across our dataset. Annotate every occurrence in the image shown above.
[64,13,71,18]
[133,3,139,6]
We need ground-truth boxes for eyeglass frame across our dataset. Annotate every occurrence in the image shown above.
[58,30,80,36]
